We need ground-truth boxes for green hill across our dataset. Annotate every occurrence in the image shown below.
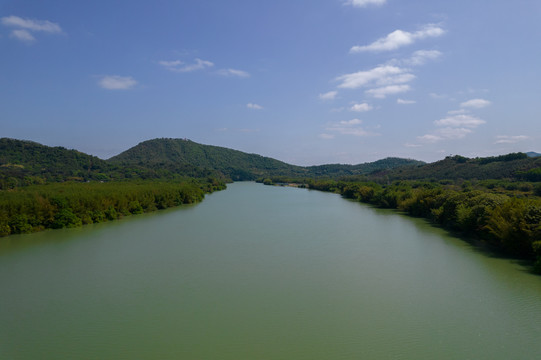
[372,153,541,181]
[4,137,536,187]
[306,157,425,178]
[0,138,114,186]
[107,138,309,180]
[0,138,220,188]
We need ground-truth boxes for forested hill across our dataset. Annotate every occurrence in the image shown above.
[306,157,425,177]
[107,138,308,180]
[2,137,539,186]
[0,138,113,184]
[373,153,541,181]
[0,138,221,187]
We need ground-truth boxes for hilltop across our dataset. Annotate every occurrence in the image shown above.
[107,138,308,181]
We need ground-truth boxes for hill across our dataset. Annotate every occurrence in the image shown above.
[306,157,425,178]
[0,138,115,186]
[108,138,426,180]
[4,137,537,186]
[527,151,541,158]
[107,138,309,180]
[0,138,221,188]
[372,153,541,181]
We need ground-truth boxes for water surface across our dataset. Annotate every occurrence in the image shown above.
[1,182,541,359]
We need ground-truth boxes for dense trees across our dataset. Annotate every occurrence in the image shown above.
[0,179,225,237]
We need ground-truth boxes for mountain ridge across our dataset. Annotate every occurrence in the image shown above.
[2,137,540,188]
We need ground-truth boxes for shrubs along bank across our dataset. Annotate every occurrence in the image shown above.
[0,179,225,237]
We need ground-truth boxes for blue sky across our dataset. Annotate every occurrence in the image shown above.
[1,0,540,165]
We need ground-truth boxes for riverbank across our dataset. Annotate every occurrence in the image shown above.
[0,179,226,237]
[263,179,541,274]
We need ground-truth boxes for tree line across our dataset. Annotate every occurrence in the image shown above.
[0,179,225,237]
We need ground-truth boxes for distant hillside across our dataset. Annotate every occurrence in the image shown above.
[107,138,308,180]
[5,137,536,187]
[307,157,425,177]
[108,138,427,180]
[0,138,114,185]
[0,138,218,188]
[527,151,541,158]
[373,153,541,181]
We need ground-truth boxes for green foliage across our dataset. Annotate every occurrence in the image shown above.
[0,179,224,237]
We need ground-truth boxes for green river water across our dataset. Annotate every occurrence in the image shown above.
[1,182,541,359]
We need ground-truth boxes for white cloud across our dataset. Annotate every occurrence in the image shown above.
[159,58,214,72]
[1,15,62,33]
[319,91,338,100]
[437,127,472,139]
[405,50,442,66]
[158,60,183,67]
[326,118,378,137]
[98,75,137,90]
[344,0,386,7]
[246,103,263,110]
[429,92,448,99]
[418,134,443,143]
[319,133,335,139]
[460,98,491,109]
[336,65,408,89]
[447,109,467,115]
[495,135,529,144]
[10,29,35,42]
[366,84,411,98]
[350,103,373,112]
[404,143,422,147]
[336,65,415,99]
[340,118,363,125]
[217,68,250,78]
[350,24,445,53]
[434,114,486,128]
[418,128,471,143]
[397,98,416,104]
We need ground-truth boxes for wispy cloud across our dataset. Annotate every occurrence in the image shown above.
[336,65,415,99]
[350,103,373,112]
[495,135,529,144]
[336,65,409,89]
[325,118,379,137]
[366,84,411,98]
[159,58,214,72]
[404,50,442,66]
[217,68,250,78]
[10,29,35,42]
[319,133,335,139]
[460,98,491,109]
[418,128,472,143]
[319,91,338,100]
[434,114,486,128]
[246,103,263,110]
[98,75,137,90]
[1,15,62,42]
[1,15,62,33]
[418,112,485,143]
[344,0,387,7]
[397,98,416,104]
[350,24,445,53]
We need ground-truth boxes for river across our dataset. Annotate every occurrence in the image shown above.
[1,182,541,359]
